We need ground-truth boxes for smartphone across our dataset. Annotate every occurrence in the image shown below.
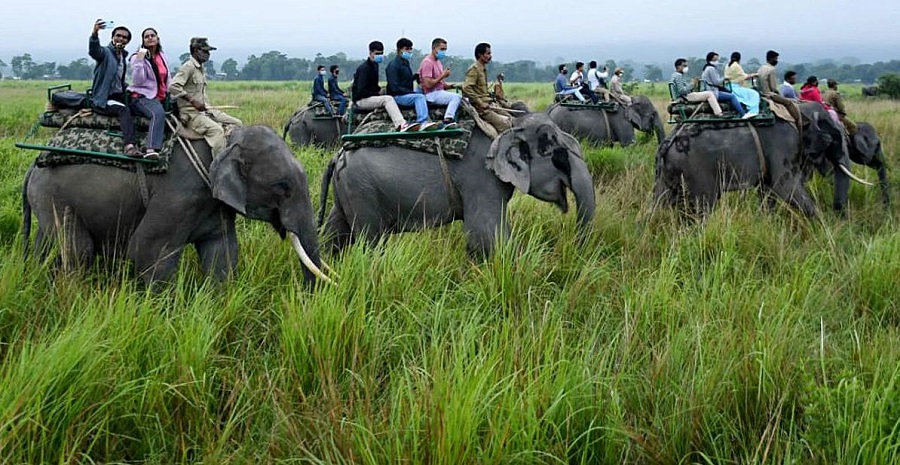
[100,20,115,29]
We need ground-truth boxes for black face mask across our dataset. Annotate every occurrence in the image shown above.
[561,70,568,75]
[771,60,779,66]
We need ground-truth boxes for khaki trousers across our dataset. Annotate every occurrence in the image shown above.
[686,91,723,115]
[182,109,243,155]
[480,109,512,133]
[355,96,405,128]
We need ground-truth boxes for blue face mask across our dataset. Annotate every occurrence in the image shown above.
[401,51,412,60]
[436,50,446,60]
[373,54,384,64]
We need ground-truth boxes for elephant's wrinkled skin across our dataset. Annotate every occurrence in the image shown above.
[23,126,325,285]
[284,110,346,148]
[653,101,863,215]
[547,95,665,146]
[318,113,596,256]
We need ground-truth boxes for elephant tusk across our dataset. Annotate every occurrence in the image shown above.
[289,233,335,285]
[839,164,874,187]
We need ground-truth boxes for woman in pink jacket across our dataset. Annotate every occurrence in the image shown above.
[128,27,171,159]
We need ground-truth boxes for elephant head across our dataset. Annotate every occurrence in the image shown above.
[486,114,596,230]
[209,126,329,284]
[627,96,666,144]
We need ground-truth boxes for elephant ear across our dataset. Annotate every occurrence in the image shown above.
[624,106,642,127]
[210,127,248,215]
[486,127,531,194]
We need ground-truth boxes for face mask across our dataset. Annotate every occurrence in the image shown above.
[319,70,327,76]
[711,60,720,66]
[682,67,689,73]
[562,70,568,75]
[401,51,412,60]
[373,54,384,64]
[771,60,779,66]
[436,50,446,60]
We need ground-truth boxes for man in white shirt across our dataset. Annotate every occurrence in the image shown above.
[586,61,611,102]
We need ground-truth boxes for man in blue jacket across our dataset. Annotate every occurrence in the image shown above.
[89,19,140,157]
[386,38,437,131]
[312,65,335,116]
[327,65,347,116]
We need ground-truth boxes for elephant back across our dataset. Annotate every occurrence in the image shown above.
[341,105,477,159]
[34,127,174,174]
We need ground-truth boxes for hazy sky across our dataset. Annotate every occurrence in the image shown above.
[2,0,898,64]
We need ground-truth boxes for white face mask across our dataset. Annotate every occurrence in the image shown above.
[683,67,689,73]
[711,60,720,66]
[319,70,327,76]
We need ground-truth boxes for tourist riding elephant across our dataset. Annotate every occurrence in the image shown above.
[547,95,665,146]
[653,101,870,216]
[23,125,329,285]
[283,108,346,148]
[849,122,890,207]
[318,113,596,256]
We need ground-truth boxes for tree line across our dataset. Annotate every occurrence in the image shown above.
[4,50,900,87]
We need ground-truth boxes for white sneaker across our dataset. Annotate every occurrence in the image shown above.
[742,112,758,119]
[418,121,439,132]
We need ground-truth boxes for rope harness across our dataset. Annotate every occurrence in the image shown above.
[434,136,461,214]
[165,116,212,189]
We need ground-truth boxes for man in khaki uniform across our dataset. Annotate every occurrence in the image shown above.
[824,79,858,135]
[170,37,242,155]
[463,42,511,134]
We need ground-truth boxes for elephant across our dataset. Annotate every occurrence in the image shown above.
[849,122,890,207]
[546,95,665,146]
[862,85,879,97]
[23,125,329,285]
[283,107,346,148]
[652,101,870,216]
[317,113,596,256]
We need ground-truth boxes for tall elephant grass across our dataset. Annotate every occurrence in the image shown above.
[2,80,900,463]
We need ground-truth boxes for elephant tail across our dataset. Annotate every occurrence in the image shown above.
[21,163,34,259]
[317,156,337,227]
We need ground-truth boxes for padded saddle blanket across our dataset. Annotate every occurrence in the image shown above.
[341,105,476,159]
[35,126,174,174]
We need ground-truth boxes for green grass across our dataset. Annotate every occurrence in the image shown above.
[1,80,900,463]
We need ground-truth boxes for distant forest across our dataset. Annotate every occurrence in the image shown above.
[3,50,900,84]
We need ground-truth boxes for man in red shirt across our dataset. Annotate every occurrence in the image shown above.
[418,38,462,129]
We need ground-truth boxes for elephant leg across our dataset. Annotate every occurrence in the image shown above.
[770,175,817,217]
[50,206,95,272]
[323,205,354,254]
[194,232,238,281]
[757,187,777,212]
[127,218,188,284]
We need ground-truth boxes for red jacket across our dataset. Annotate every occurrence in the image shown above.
[800,86,833,111]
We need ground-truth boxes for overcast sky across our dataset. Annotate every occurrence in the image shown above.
[2,0,898,64]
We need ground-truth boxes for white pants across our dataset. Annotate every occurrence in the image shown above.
[424,90,462,121]
[686,91,723,115]
[355,96,405,128]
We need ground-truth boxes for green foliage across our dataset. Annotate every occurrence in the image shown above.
[876,73,900,99]
[0,81,900,463]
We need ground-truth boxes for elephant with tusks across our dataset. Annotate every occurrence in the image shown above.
[23,125,331,286]
[653,101,873,216]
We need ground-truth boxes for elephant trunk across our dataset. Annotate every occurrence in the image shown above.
[653,113,666,144]
[569,155,596,230]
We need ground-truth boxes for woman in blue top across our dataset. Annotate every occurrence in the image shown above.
[700,52,748,118]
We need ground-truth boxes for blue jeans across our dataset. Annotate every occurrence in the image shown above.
[393,93,429,123]
[717,91,745,116]
[130,96,166,149]
[424,90,461,121]
[313,95,334,115]
[332,94,347,115]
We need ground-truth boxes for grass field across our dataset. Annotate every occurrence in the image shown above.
[1,79,899,464]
